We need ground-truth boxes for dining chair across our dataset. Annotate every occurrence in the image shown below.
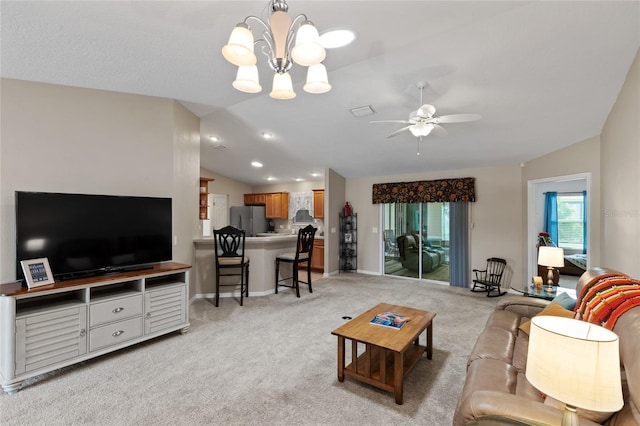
[275,225,317,297]
[213,225,249,306]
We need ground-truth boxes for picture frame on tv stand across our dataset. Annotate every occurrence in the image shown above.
[20,258,55,288]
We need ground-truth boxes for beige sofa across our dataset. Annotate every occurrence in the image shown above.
[453,267,640,425]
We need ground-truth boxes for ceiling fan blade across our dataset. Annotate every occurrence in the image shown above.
[370,120,412,124]
[387,125,413,138]
[433,113,482,124]
[431,124,448,137]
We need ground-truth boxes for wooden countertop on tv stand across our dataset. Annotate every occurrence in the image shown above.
[0,261,190,297]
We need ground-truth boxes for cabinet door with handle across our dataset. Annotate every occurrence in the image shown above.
[15,306,87,375]
[144,285,186,335]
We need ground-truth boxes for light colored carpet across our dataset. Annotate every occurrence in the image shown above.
[0,273,500,425]
[385,262,451,283]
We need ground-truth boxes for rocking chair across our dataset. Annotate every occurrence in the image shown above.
[472,257,507,297]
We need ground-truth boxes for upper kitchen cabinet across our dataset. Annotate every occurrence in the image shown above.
[244,192,289,219]
[265,192,289,219]
[244,193,266,205]
[313,190,324,219]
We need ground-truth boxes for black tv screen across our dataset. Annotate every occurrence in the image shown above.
[16,191,172,281]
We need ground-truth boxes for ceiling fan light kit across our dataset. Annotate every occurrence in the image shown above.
[222,0,330,99]
[370,81,482,140]
[409,122,434,137]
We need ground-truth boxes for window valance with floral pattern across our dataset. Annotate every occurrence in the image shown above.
[372,177,476,204]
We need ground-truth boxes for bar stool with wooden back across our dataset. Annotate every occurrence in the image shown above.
[275,225,317,297]
[213,225,249,307]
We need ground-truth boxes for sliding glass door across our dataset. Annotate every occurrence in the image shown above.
[383,202,450,282]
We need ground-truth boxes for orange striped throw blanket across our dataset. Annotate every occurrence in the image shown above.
[575,273,640,330]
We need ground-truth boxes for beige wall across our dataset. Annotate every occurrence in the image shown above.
[347,165,523,286]
[601,50,640,277]
[326,168,346,275]
[172,101,201,300]
[253,180,324,193]
[0,79,199,284]
[200,168,252,209]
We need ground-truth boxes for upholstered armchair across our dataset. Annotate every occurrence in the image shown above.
[396,234,443,273]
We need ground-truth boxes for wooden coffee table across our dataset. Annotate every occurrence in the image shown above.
[331,303,436,404]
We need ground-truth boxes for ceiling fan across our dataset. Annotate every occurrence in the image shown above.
[370,81,482,140]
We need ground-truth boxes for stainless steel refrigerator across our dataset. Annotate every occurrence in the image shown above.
[229,206,267,237]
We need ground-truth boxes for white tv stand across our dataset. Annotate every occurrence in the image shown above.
[0,262,190,394]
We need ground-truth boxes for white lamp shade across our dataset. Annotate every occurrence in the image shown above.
[538,246,565,267]
[270,73,296,100]
[291,22,326,66]
[409,122,435,137]
[222,24,257,66]
[526,316,623,412]
[303,63,331,94]
[232,66,262,93]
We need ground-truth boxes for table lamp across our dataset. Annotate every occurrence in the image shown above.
[526,316,623,426]
[538,246,564,293]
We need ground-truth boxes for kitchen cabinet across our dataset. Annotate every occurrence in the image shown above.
[245,192,289,219]
[199,178,214,219]
[266,192,289,219]
[312,189,324,218]
[243,194,255,205]
[311,238,324,272]
[244,193,266,205]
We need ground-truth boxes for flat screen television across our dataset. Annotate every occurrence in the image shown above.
[16,191,172,281]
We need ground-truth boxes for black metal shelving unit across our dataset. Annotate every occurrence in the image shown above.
[339,213,357,272]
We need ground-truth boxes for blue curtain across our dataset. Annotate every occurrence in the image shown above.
[582,191,587,254]
[543,192,558,245]
[449,202,469,287]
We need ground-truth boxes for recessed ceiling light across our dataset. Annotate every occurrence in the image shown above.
[294,177,303,182]
[266,176,276,181]
[310,172,321,177]
[261,132,273,140]
[251,161,263,168]
[320,29,356,49]
[209,135,220,142]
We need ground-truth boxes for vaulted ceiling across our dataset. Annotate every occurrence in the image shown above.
[2,1,639,185]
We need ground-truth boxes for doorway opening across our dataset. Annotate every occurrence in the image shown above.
[527,173,591,291]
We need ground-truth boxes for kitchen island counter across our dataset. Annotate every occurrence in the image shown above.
[193,235,299,300]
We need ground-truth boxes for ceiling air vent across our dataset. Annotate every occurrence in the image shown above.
[349,105,375,118]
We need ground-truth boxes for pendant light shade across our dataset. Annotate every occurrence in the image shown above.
[303,63,331,94]
[222,1,340,99]
[232,65,262,93]
[291,21,326,66]
[222,23,257,66]
[270,73,296,100]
